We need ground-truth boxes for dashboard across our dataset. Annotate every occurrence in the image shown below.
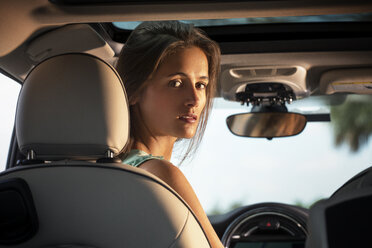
[210,203,308,248]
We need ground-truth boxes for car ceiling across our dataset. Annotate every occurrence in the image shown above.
[1,0,372,100]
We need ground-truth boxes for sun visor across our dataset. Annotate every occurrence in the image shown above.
[320,68,372,95]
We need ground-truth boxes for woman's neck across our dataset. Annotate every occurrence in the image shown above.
[133,136,176,161]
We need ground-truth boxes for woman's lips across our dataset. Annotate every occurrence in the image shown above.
[178,114,197,123]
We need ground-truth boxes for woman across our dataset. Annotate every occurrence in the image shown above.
[116,21,222,248]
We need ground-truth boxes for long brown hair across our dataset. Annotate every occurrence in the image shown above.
[116,21,220,164]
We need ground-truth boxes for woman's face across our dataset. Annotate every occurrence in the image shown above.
[136,46,209,140]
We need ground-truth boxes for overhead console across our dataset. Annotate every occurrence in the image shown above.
[220,65,308,102]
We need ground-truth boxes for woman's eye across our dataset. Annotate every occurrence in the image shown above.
[169,80,182,88]
[196,82,207,89]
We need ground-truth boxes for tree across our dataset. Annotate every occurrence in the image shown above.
[331,96,372,152]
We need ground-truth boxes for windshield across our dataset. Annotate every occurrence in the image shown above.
[172,95,372,215]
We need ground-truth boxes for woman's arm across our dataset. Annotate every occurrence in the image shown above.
[139,159,224,248]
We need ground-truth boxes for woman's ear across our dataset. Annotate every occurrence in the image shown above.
[129,83,147,105]
[129,98,138,105]
[129,94,140,105]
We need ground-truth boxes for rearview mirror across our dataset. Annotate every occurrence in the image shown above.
[226,112,307,138]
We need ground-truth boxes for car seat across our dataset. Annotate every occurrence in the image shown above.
[306,166,372,248]
[0,53,210,248]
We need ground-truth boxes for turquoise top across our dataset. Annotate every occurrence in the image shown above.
[122,149,164,167]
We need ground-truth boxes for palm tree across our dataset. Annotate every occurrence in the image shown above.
[331,96,372,152]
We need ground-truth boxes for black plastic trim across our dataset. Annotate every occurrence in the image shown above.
[0,178,38,245]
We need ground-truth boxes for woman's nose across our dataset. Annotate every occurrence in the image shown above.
[185,86,200,108]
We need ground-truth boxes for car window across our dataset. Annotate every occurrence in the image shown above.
[173,96,372,215]
[0,73,20,171]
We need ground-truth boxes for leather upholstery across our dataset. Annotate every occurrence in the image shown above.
[0,163,210,248]
[16,53,129,160]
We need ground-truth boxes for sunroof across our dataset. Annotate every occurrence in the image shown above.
[113,12,372,30]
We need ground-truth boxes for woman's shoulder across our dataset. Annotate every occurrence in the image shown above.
[139,159,182,181]
[122,149,186,191]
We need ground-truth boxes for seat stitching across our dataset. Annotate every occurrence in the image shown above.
[167,211,189,248]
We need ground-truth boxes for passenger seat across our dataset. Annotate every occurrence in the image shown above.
[0,53,210,248]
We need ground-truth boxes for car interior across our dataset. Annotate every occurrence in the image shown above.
[1,1,372,248]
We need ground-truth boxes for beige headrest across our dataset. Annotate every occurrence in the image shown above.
[16,53,129,160]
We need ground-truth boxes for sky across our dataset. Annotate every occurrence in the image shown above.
[1,73,372,215]
[0,73,20,167]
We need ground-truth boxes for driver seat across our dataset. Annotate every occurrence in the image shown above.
[0,53,210,248]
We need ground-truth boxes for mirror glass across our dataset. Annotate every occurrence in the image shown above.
[226,112,307,138]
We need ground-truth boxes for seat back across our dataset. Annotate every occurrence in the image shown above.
[306,167,372,248]
[0,54,210,248]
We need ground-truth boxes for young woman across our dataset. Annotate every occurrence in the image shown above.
[116,21,222,248]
